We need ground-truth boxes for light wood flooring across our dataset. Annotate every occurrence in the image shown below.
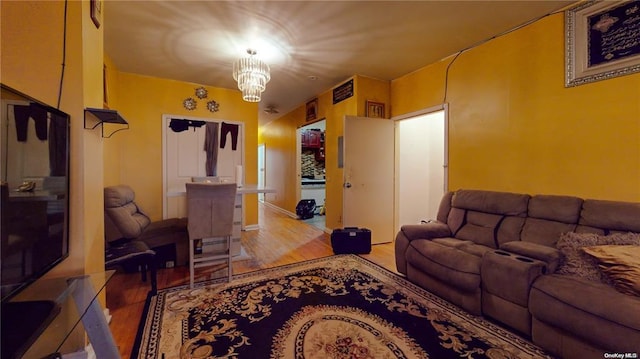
[106,203,397,358]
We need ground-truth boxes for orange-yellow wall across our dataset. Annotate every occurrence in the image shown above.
[103,71,260,224]
[259,75,390,229]
[1,0,106,276]
[391,13,640,201]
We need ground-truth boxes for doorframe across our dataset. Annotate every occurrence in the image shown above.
[391,104,449,233]
[296,119,327,211]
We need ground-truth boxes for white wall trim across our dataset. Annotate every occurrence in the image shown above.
[390,104,446,122]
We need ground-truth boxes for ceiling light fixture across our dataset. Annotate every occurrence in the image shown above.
[232,49,270,103]
[264,105,279,114]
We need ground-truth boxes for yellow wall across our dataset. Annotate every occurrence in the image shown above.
[1,0,106,276]
[103,55,124,187]
[103,71,260,224]
[391,14,640,201]
[259,75,390,229]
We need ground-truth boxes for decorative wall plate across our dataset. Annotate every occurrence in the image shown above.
[207,100,220,113]
[195,87,208,99]
[183,97,197,111]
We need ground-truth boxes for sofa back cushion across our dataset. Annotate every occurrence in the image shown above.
[520,195,583,247]
[578,199,640,234]
[448,190,529,248]
[436,191,454,223]
[104,185,151,242]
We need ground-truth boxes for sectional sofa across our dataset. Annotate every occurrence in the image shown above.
[395,189,640,359]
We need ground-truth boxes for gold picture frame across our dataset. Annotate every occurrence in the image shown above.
[90,0,102,29]
[305,98,318,122]
[565,1,640,87]
[365,100,385,118]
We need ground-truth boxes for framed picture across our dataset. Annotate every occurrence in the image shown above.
[305,98,318,122]
[90,0,102,29]
[565,1,640,87]
[365,100,385,118]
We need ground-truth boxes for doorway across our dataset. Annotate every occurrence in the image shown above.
[298,120,326,230]
[395,108,447,233]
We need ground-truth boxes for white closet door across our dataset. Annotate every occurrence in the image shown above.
[163,115,243,218]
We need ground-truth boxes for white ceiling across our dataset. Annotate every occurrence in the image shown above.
[104,1,573,125]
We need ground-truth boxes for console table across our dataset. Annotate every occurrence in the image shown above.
[1,271,117,359]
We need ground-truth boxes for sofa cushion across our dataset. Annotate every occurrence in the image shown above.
[435,191,453,223]
[521,218,577,247]
[455,211,502,248]
[556,232,640,283]
[520,195,582,247]
[451,190,529,216]
[583,245,640,297]
[400,221,451,241]
[406,240,482,292]
[528,195,583,223]
[105,202,151,240]
[431,237,472,248]
[457,242,494,257]
[105,185,136,208]
[447,190,530,248]
[530,275,640,351]
[580,199,640,233]
[496,216,526,247]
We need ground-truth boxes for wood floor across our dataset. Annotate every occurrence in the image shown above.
[106,203,397,358]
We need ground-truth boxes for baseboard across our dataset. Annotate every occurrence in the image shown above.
[262,202,332,233]
[104,308,112,324]
[262,201,297,218]
[61,344,94,359]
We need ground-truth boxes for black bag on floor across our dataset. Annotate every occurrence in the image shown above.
[296,199,316,220]
[331,227,371,254]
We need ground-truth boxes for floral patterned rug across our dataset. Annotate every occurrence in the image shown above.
[132,255,552,359]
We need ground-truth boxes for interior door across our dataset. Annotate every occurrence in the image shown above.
[258,143,265,202]
[343,116,395,244]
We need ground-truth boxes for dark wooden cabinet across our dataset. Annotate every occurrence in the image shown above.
[302,129,322,148]
[302,129,325,162]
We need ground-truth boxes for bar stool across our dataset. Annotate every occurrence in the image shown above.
[185,182,237,287]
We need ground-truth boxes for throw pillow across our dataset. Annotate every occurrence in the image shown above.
[582,245,640,297]
[555,232,640,283]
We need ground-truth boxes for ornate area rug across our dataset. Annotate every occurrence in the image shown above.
[132,255,552,359]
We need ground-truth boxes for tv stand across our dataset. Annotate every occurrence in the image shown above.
[1,300,61,359]
[0,271,117,359]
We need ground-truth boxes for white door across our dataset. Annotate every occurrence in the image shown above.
[257,143,265,202]
[162,115,244,218]
[343,116,395,244]
[396,110,446,232]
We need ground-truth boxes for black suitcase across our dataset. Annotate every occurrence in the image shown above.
[296,199,316,220]
[331,227,371,254]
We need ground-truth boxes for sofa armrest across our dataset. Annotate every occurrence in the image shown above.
[500,241,561,273]
[400,221,451,241]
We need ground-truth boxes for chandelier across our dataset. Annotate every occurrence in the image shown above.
[232,49,270,102]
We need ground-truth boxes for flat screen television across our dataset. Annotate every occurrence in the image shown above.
[0,84,70,303]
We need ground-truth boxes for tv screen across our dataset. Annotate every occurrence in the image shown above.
[0,84,70,302]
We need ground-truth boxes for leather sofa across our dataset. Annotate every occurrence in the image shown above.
[104,185,189,266]
[395,189,640,359]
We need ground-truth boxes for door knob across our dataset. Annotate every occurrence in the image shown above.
[344,182,352,188]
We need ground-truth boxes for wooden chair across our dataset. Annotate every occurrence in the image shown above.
[185,182,237,287]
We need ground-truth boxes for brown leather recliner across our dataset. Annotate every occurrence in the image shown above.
[104,185,189,266]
